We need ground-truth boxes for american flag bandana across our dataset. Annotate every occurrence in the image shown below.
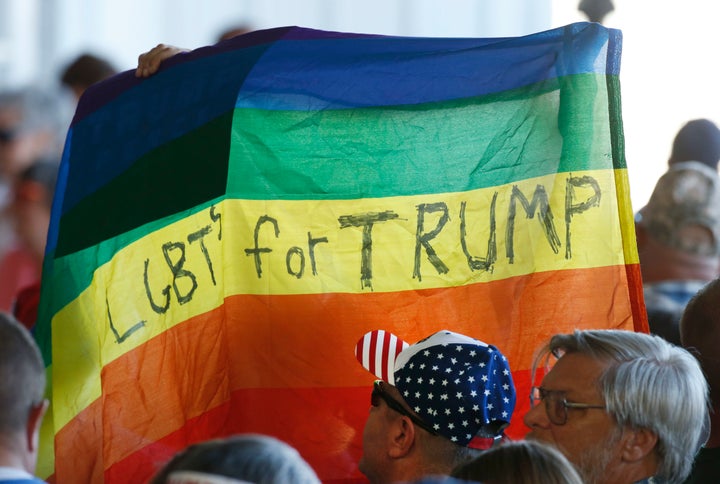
[355,329,515,447]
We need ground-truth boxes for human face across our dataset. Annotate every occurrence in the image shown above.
[524,352,624,484]
[358,381,412,484]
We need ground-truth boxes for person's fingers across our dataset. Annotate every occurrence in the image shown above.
[136,44,187,78]
[137,43,169,77]
[136,43,163,77]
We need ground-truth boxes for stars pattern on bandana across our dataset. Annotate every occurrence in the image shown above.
[395,341,515,446]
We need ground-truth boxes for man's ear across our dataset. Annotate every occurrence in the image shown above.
[621,427,658,463]
[26,399,49,452]
[387,416,416,458]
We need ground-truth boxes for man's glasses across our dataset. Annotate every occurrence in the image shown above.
[371,380,438,435]
[529,386,606,426]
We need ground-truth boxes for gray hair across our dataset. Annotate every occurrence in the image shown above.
[534,329,708,483]
[150,434,320,484]
[0,312,46,436]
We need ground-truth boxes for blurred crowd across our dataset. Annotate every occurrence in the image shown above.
[0,53,117,328]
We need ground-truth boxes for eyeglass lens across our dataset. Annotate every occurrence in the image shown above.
[531,387,566,425]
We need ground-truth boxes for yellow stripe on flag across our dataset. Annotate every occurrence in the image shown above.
[53,167,633,430]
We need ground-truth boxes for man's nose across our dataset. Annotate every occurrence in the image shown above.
[523,400,550,430]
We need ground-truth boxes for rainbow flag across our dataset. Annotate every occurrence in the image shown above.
[35,22,644,483]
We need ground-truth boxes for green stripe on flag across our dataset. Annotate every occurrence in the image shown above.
[228,73,621,198]
[53,74,618,259]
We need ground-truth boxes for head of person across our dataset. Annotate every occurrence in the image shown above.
[354,329,516,484]
[635,161,720,283]
[669,118,720,170]
[451,439,583,484]
[524,329,708,484]
[149,434,320,484]
[0,312,48,473]
[0,88,65,180]
[216,23,253,42]
[681,278,720,409]
[9,160,59,263]
[60,53,117,101]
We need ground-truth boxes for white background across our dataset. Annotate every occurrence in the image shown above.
[2,0,719,211]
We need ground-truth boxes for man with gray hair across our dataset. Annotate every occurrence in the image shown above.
[524,329,708,484]
[0,312,48,483]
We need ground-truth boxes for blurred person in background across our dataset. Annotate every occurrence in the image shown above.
[680,278,720,483]
[634,117,720,344]
[216,23,253,42]
[0,88,65,312]
[60,52,117,102]
[3,161,58,328]
[667,119,720,171]
[0,88,64,185]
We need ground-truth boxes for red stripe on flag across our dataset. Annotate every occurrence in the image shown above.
[625,263,649,333]
[355,332,365,369]
[103,386,372,483]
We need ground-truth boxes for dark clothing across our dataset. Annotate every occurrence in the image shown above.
[684,446,720,483]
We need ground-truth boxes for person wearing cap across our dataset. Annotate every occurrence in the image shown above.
[635,160,720,345]
[635,118,720,345]
[354,329,515,484]
[524,329,708,484]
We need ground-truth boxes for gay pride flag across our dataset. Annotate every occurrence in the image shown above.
[35,22,644,482]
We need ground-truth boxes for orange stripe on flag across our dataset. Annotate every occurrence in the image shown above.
[54,264,638,481]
